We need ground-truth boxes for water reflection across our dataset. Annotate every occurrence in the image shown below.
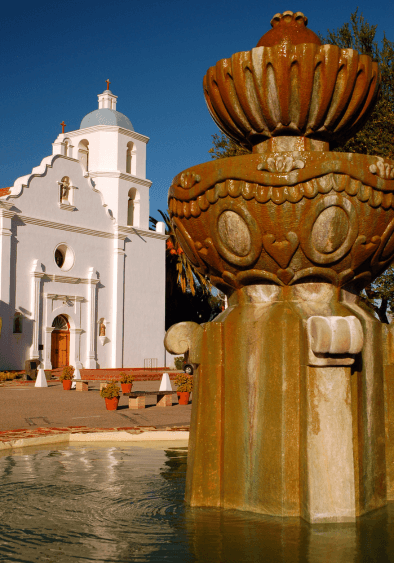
[185,502,394,563]
[0,443,393,562]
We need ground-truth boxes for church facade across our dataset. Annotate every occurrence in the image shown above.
[0,86,167,371]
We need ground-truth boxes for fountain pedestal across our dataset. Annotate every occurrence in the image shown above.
[166,284,387,523]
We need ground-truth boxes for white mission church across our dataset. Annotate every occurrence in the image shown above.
[0,84,167,371]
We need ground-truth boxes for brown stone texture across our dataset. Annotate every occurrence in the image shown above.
[180,285,387,522]
[165,10,394,524]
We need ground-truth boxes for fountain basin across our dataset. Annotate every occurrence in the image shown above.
[169,152,394,292]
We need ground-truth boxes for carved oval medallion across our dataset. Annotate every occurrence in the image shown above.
[311,206,349,254]
[211,202,262,267]
[218,211,251,257]
[301,195,358,264]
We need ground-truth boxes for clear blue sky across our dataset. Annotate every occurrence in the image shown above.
[1,0,393,220]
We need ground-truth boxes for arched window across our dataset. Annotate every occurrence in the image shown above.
[78,139,89,172]
[64,140,69,157]
[13,314,22,334]
[126,142,134,174]
[127,187,140,227]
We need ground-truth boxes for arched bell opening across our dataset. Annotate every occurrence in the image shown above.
[127,187,141,227]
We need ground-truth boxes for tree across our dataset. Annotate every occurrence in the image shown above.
[208,133,250,160]
[150,212,224,329]
[320,9,394,159]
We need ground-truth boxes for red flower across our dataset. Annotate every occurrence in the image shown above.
[177,247,184,254]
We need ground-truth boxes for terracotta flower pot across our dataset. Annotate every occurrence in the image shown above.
[121,383,132,394]
[62,380,72,391]
[105,397,119,410]
[177,391,190,405]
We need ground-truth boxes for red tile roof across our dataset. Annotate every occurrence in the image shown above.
[0,187,11,197]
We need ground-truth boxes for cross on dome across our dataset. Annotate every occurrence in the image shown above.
[106,79,111,90]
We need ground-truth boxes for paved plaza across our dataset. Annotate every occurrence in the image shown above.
[0,378,191,446]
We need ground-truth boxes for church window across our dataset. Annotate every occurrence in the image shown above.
[55,248,65,268]
[126,142,134,174]
[54,244,75,271]
[13,314,22,334]
[64,140,69,157]
[78,139,89,172]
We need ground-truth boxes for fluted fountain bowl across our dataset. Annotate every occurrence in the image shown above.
[203,11,380,149]
[168,151,394,293]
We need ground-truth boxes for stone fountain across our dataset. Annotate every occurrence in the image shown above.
[164,11,394,523]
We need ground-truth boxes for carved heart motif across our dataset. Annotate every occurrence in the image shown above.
[262,232,299,269]
[277,268,295,284]
[351,235,381,271]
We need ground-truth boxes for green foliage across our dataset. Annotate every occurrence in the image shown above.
[208,133,251,160]
[119,372,134,384]
[150,211,224,329]
[360,266,394,323]
[174,356,184,370]
[154,210,212,296]
[320,9,394,158]
[174,373,193,393]
[0,371,21,382]
[100,380,120,399]
[59,365,74,381]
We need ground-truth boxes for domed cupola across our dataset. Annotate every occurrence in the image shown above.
[80,81,134,131]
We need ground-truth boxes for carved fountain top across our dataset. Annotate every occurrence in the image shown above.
[203,11,380,151]
[168,12,393,295]
[257,11,321,47]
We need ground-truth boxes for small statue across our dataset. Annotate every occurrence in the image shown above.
[60,178,70,202]
[99,321,106,337]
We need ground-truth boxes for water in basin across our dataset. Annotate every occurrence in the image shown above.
[1,442,394,562]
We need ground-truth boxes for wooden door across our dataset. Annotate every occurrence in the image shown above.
[51,331,70,368]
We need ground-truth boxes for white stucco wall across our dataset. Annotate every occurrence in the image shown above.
[123,232,166,367]
[0,151,166,370]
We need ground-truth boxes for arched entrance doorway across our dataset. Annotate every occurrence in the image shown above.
[51,315,70,368]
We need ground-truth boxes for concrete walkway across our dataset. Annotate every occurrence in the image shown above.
[0,378,191,449]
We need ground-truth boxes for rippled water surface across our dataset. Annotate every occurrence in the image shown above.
[1,442,394,562]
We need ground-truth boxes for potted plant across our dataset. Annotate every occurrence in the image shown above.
[174,373,193,405]
[59,365,74,390]
[100,379,120,410]
[119,372,134,394]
